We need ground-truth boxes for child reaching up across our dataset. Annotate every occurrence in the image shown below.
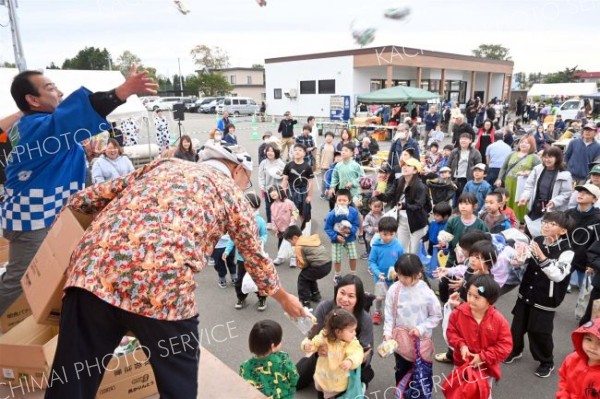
[557,318,600,398]
[445,275,512,398]
[301,309,364,398]
[240,320,299,399]
[383,254,442,385]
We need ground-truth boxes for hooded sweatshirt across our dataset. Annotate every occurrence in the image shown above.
[368,236,404,284]
[557,318,600,398]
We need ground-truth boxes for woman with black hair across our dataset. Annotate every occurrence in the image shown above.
[295,274,375,390]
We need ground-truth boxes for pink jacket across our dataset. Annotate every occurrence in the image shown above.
[270,199,297,233]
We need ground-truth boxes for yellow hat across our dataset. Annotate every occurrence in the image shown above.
[401,157,423,173]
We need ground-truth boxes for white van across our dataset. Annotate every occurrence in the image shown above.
[556,99,583,122]
[216,97,260,116]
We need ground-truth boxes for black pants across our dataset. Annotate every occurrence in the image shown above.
[234,261,266,302]
[297,263,332,302]
[486,167,500,185]
[264,192,273,223]
[511,299,555,366]
[394,353,414,384]
[45,288,199,399]
[212,247,236,280]
[580,287,600,326]
[453,177,467,207]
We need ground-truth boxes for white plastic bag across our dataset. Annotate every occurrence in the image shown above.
[524,215,542,238]
[442,301,453,347]
[374,280,388,300]
[575,275,592,320]
[241,273,258,294]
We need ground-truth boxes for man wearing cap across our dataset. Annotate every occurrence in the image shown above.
[485,132,512,185]
[566,184,600,296]
[565,123,600,184]
[568,164,600,208]
[44,145,305,398]
[463,163,493,213]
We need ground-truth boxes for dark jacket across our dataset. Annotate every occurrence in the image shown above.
[277,118,297,138]
[565,207,600,272]
[387,138,420,170]
[378,176,429,233]
[447,147,482,180]
[424,112,439,132]
[586,240,600,289]
[452,122,476,144]
[564,138,600,180]
[518,236,574,311]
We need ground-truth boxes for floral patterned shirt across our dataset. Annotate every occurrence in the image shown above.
[65,158,280,320]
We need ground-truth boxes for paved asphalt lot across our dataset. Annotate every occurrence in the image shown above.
[2,112,582,399]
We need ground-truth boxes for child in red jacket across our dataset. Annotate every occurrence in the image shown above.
[445,274,513,397]
[557,318,600,398]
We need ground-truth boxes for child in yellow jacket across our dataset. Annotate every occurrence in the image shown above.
[301,308,364,398]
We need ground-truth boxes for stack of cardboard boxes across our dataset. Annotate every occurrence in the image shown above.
[0,209,158,398]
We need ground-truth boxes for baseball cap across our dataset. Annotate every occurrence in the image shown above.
[575,184,600,199]
[198,142,253,171]
[583,122,596,130]
[473,163,486,172]
[401,157,423,173]
[439,166,452,173]
[591,164,600,175]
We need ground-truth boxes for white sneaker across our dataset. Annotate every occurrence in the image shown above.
[267,223,273,230]
[289,257,297,268]
[273,257,284,265]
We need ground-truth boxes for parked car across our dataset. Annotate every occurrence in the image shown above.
[145,97,186,111]
[200,97,224,114]
[556,99,583,123]
[216,97,260,116]
[188,97,214,113]
[180,97,198,112]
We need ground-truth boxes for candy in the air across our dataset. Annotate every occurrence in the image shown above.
[384,7,411,20]
[351,24,377,47]
[173,0,190,15]
[256,0,267,6]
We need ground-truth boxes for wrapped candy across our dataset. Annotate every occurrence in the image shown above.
[513,241,532,265]
[387,266,397,281]
[383,7,411,20]
[437,231,454,244]
[256,0,267,6]
[173,0,191,15]
[350,22,377,47]
[334,220,352,236]
[377,340,398,358]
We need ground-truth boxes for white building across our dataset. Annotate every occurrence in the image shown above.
[265,45,514,118]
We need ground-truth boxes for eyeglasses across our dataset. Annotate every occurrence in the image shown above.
[541,220,559,227]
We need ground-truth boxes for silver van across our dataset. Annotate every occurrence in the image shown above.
[217,97,260,116]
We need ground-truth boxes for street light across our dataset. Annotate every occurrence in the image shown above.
[0,0,27,72]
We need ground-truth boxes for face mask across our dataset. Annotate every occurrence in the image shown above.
[334,205,349,217]
[214,135,222,141]
[395,132,407,141]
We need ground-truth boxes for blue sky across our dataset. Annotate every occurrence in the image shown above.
[0,0,598,77]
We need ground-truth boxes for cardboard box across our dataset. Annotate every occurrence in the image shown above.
[0,294,31,333]
[96,348,157,399]
[0,236,8,264]
[21,208,93,325]
[592,299,600,320]
[0,316,58,390]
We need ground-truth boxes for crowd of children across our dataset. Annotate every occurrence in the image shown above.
[231,122,600,399]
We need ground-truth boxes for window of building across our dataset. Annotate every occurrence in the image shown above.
[261,93,266,100]
[247,76,252,85]
[370,79,384,92]
[300,80,316,94]
[445,80,467,104]
[318,79,336,94]
[230,75,236,84]
[274,89,282,99]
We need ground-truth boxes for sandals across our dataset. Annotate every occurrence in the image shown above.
[434,352,453,363]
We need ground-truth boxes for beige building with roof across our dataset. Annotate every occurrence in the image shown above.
[213,67,266,102]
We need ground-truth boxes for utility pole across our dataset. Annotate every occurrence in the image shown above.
[1,0,27,72]
[178,57,184,97]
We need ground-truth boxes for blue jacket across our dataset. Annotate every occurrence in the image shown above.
[224,214,267,261]
[387,138,420,170]
[324,162,337,190]
[324,206,360,243]
[223,133,237,145]
[427,220,448,245]
[424,112,439,131]
[368,235,404,284]
[217,117,231,132]
[463,179,492,213]
[565,139,600,180]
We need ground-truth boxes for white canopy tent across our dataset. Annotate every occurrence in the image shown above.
[527,82,597,98]
[0,68,148,120]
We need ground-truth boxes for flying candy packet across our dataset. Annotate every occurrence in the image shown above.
[383,7,411,20]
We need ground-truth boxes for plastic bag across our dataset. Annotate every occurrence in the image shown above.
[525,215,542,238]
[377,340,398,358]
[338,367,363,399]
[417,242,431,270]
[241,273,258,294]
[575,275,593,320]
[374,280,388,300]
[437,250,448,269]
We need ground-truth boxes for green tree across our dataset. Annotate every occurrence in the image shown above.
[251,63,264,69]
[190,45,230,70]
[1,61,16,68]
[116,50,142,76]
[62,47,112,70]
[513,72,526,89]
[544,66,583,83]
[196,72,231,96]
[471,44,512,61]
[46,62,61,69]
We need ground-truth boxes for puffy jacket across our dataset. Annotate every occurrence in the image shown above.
[519,164,573,212]
[91,155,134,184]
[586,240,600,290]
[447,147,482,180]
[378,176,429,233]
[557,318,600,398]
[565,207,600,272]
[368,236,404,284]
[480,212,511,234]
[446,303,512,381]
[294,235,330,269]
